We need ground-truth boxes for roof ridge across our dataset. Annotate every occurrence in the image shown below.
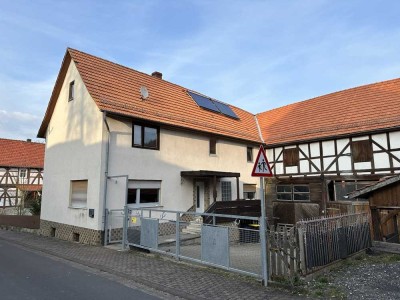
[0,138,44,145]
[67,48,254,115]
[257,77,400,116]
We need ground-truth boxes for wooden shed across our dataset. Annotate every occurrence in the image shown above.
[349,175,400,243]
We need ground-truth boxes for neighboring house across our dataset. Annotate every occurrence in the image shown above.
[257,79,400,223]
[37,48,262,245]
[0,138,44,210]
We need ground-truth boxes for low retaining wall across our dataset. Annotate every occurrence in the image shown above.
[0,215,40,229]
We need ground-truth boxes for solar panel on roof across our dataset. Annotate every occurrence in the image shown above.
[213,101,239,119]
[187,91,219,112]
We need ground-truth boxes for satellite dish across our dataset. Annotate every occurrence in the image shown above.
[140,86,149,100]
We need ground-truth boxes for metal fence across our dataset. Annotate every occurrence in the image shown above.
[106,209,125,244]
[297,212,372,274]
[120,207,265,279]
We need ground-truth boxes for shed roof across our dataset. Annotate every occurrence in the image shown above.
[257,78,400,146]
[0,139,45,168]
[38,48,262,143]
[348,175,400,199]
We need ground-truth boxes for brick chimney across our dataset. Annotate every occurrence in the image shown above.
[151,71,162,79]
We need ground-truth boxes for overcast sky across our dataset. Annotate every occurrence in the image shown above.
[1,0,400,141]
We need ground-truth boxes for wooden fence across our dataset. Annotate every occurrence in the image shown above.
[268,224,299,281]
[297,213,371,274]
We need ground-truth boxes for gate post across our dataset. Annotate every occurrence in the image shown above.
[122,205,128,250]
[176,212,181,260]
[103,208,109,246]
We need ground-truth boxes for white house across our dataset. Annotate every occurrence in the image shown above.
[37,48,262,245]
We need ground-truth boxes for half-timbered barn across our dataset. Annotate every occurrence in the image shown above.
[257,78,400,223]
[0,138,45,210]
[349,175,400,243]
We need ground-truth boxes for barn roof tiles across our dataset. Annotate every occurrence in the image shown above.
[0,139,45,168]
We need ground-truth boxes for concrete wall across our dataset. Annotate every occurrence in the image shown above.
[40,60,105,231]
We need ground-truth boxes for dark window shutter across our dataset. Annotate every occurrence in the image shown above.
[351,140,372,162]
[283,148,299,167]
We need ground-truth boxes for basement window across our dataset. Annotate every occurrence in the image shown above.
[277,184,310,201]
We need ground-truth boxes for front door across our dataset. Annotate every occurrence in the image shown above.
[195,182,205,213]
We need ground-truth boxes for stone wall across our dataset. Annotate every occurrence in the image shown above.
[40,219,103,245]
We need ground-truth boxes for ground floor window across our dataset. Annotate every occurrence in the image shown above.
[221,181,232,201]
[243,184,256,199]
[276,184,310,201]
[127,180,161,206]
[70,180,88,208]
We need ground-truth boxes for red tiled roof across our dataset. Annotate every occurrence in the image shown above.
[38,48,262,143]
[257,78,400,146]
[0,139,45,168]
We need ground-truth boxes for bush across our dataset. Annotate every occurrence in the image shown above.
[29,197,41,215]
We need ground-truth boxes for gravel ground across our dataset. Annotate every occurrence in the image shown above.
[332,257,400,300]
[302,252,400,299]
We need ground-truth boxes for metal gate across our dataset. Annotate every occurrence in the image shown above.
[121,206,265,279]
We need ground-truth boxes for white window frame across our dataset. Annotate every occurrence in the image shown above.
[127,180,161,207]
[70,180,88,208]
[221,181,232,201]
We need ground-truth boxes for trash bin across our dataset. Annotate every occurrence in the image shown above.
[239,223,260,243]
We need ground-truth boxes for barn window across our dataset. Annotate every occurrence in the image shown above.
[351,140,372,163]
[247,147,253,162]
[283,148,299,167]
[276,184,310,201]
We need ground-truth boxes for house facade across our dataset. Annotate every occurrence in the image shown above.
[38,49,261,245]
[0,138,44,211]
[38,48,400,244]
[256,79,400,223]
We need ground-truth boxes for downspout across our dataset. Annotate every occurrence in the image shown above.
[102,111,111,246]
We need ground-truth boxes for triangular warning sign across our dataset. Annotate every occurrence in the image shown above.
[251,145,273,177]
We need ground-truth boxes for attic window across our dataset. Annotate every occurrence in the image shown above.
[187,91,239,119]
[69,81,75,101]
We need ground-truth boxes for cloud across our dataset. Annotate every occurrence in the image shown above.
[0,110,42,140]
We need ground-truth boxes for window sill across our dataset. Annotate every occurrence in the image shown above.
[209,154,217,157]
[68,206,88,210]
[127,204,163,208]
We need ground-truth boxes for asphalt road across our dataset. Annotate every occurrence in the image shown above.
[0,239,162,300]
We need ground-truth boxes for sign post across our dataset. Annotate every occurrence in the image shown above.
[251,145,273,286]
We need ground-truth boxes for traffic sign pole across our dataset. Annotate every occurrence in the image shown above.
[259,176,268,286]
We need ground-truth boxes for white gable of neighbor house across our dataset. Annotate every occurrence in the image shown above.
[41,60,105,230]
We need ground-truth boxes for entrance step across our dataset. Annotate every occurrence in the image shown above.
[182,217,203,235]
